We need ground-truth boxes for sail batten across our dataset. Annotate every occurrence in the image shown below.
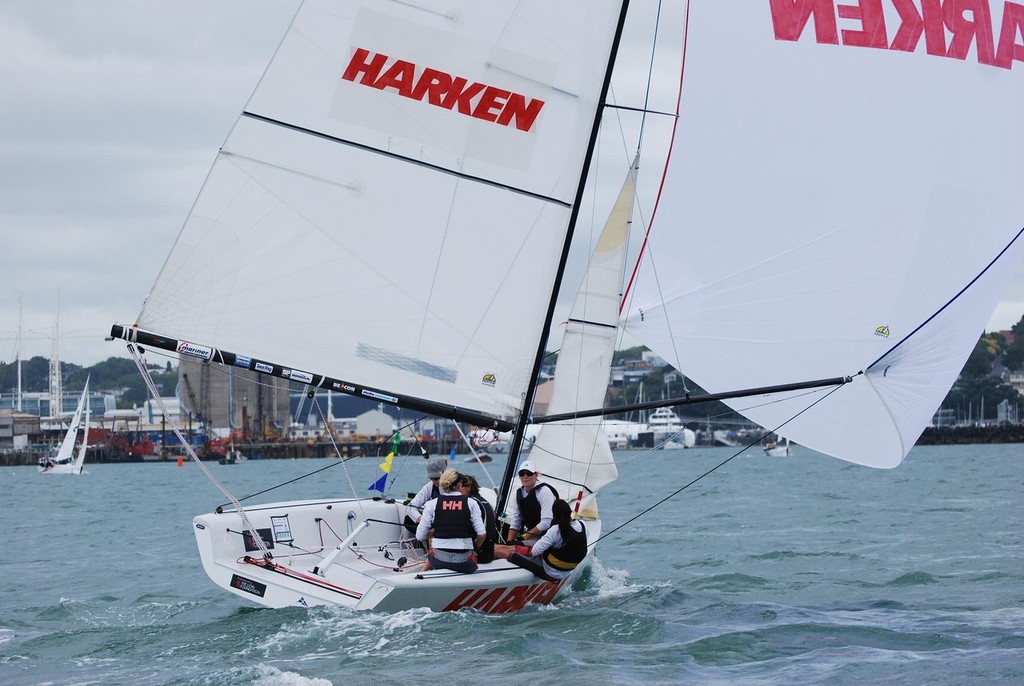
[239,111,573,207]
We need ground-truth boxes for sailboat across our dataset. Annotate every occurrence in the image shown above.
[218,438,247,465]
[110,1,1023,612]
[38,378,90,475]
[763,436,792,458]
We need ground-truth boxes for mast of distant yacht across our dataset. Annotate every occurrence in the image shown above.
[16,293,23,412]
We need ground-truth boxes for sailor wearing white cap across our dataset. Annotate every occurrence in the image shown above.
[403,456,449,533]
[506,460,559,547]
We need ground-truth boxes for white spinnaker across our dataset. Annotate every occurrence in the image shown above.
[623,1,1024,467]
[524,161,634,513]
[136,0,625,422]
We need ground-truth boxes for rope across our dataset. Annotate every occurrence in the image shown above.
[127,344,272,558]
[311,395,366,517]
[594,383,847,544]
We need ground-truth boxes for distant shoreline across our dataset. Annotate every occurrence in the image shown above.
[917,425,1024,445]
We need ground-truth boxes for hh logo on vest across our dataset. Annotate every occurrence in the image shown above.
[442,500,464,510]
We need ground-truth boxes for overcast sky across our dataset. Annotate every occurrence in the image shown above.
[2,0,1022,368]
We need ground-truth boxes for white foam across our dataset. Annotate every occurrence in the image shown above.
[250,664,333,686]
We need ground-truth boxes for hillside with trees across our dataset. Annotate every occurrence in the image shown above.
[1,316,1022,421]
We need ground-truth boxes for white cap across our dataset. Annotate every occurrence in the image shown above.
[518,461,538,474]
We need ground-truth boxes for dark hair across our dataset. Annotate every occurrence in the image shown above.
[461,474,481,497]
[552,499,574,540]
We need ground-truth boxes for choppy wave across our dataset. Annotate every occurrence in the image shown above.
[3,446,1023,685]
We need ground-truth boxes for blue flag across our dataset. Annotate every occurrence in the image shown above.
[368,473,387,493]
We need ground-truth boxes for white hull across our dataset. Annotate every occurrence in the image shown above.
[38,461,82,475]
[763,440,793,457]
[193,496,599,613]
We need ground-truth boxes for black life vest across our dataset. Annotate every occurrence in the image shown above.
[432,493,475,539]
[516,482,560,532]
[471,495,497,563]
[403,482,442,533]
[543,521,588,571]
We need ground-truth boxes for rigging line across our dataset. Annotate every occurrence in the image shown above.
[318,396,371,511]
[379,419,425,497]
[538,375,850,423]
[239,111,570,208]
[498,0,635,515]
[455,422,499,490]
[126,344,271,558]
[593,383,848,545]
[219,457,349,509]
[604,103,675,118]
[616,1,688,368]
[637,0,664,152]
[217,415,427,508]
[867,225,1024,372]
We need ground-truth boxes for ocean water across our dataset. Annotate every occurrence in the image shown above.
[2,443,1021,685]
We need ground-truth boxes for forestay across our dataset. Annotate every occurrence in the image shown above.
[622,1,1024,468]
[133,0,626,423]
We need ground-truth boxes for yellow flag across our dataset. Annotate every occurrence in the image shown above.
[379,452,394,473]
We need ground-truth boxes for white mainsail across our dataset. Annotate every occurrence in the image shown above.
[74,390,90,472]
[623,1,1024,468]
[133,0,627,423]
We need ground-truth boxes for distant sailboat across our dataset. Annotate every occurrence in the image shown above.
[38,378,90,475]
[110,1,1022,613]
[763,436,793,458]
[218,439,247,465]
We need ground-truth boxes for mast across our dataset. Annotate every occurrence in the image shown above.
[496,0,634,511]
[49,293,61,420]
[16,293,22,412]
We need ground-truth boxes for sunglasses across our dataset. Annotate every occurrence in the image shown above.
[518,470,536,477]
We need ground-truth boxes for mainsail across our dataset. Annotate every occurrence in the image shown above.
[128,0,629,425]
[622,1,1024,468]
[52,381,87,465]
